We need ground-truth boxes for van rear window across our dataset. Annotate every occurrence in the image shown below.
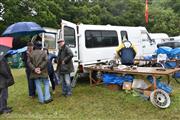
[64,26,76,48]
[85,30,118,48]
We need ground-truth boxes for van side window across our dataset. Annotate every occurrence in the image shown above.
[85,30,118,48]
[120,31,128,42]
[64,26,76,48]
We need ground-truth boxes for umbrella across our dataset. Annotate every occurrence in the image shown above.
[0,37,13,60]
[7,46,27,55]
[2,22,45,37]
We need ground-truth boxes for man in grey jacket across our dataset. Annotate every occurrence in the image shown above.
[56,39,74,97]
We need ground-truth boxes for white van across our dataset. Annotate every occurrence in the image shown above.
[149,33,170,44]
[36,20,156,78]
[56,20,157,78]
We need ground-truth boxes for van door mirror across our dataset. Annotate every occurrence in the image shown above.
[150,39,156,45]
[151,39,155,43]
[142,39,146,42]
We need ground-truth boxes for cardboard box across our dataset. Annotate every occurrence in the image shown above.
[106,84,121,91]
[143,90,152,97]
[123,82,132,90]
[144,84,153,91]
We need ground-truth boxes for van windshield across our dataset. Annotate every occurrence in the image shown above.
[141,32,153,43]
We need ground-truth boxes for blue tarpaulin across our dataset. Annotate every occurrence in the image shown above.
[169,47,180,59]
[102,74,134,85]
[156,47,172,58]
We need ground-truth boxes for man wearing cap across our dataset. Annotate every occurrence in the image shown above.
[22,42,36,98]
[56,39,74,97]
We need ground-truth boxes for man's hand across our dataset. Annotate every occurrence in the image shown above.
[35,67,41,74]
[62,60,65,64]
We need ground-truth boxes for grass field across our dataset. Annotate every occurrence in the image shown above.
[0,68,180,120]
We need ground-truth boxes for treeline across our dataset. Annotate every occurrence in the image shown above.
[0,0,179,36]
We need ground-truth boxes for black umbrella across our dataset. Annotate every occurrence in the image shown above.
[2,22,45,37]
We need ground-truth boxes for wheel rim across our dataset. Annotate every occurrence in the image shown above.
[150,89,171,108]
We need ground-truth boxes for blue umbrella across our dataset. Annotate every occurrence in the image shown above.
[2,22,45,37]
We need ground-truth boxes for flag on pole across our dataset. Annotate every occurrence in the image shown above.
[145,0,148,24]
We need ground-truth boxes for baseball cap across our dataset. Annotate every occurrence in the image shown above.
[57,39,64,43]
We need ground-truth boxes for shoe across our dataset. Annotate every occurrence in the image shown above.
[3,108,13,114]
[29,96,35,99]
[5,106,13,110]
[52,90,56,95]
[65,94,72,97]
[62,94,66,97]
[0,110,3,115]
[39,102,45,105]
[44,98,53,104]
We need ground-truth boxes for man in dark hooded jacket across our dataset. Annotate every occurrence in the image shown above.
[116,40,136,66]
[0,57,14,114]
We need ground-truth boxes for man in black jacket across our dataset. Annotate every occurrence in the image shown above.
[56,39,74,97]
[0,57,15,114]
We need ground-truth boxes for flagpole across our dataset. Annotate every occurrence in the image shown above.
[145,0,148,26]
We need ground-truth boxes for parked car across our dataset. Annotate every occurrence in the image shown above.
[157,41,180,49]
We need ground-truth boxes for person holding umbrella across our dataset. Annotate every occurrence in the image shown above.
[0,37,15,114]
[0,57,14,114]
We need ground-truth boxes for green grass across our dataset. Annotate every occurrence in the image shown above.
[0,68,180,120]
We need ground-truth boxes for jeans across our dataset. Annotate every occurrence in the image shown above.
[48,72,56,91]
[59,74,72,96]
[26,68,36,96]
[0,88,8,111]
[34,78,51,103]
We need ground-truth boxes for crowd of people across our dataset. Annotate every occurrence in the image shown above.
[0,38,74,115]
[0,35,137,115]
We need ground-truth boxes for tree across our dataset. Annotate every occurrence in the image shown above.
[148,0,180,36]
[0,0,179,40]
